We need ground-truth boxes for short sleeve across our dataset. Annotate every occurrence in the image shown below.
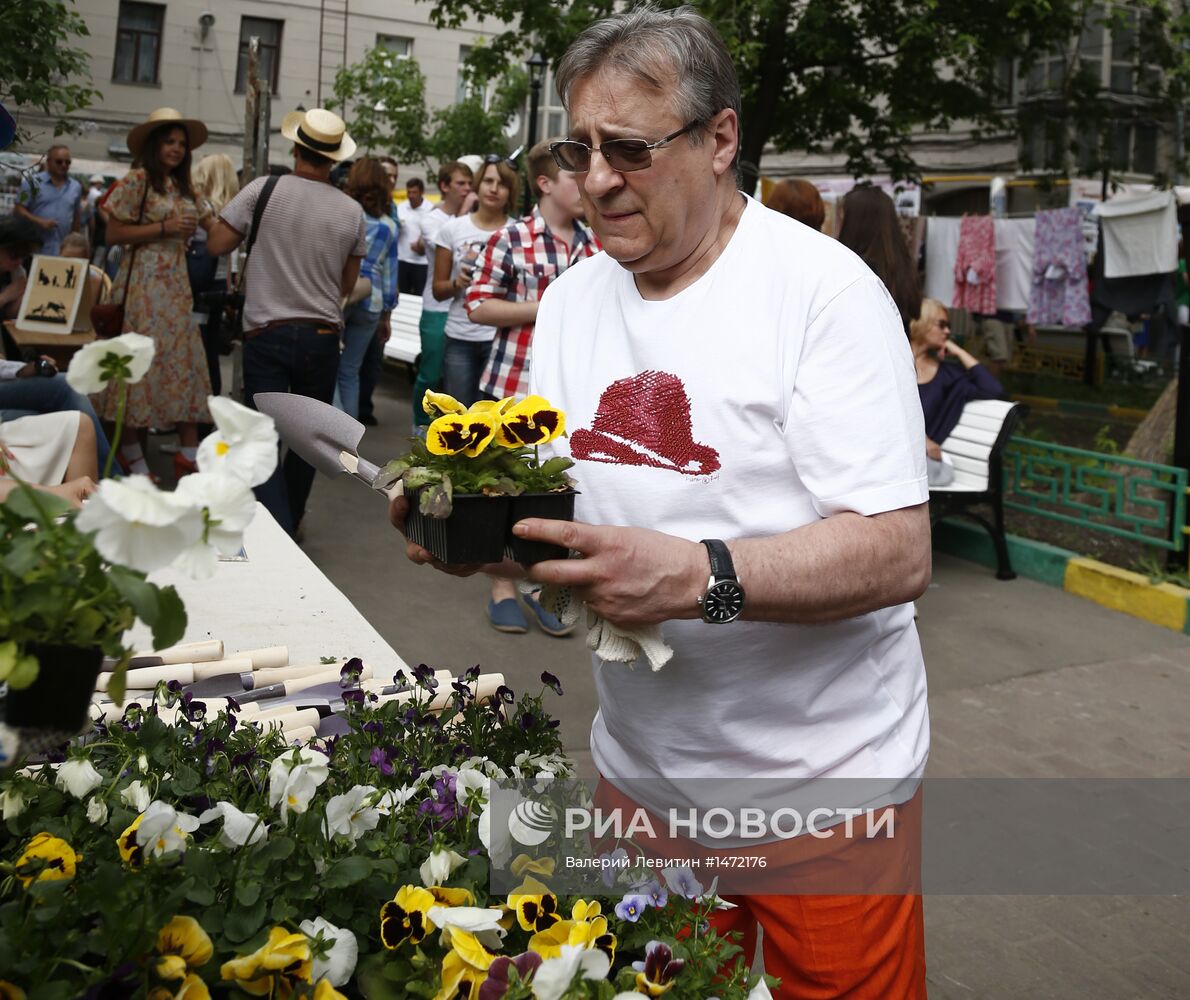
[106,170,147,224]
[465,230,513,316]
[218,177,265,237]
[785,272,928,517]
[352,211,367,257]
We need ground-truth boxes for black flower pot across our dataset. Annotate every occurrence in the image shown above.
[507,490,578,566]
[404,488,512,564]
[4,644,104,733]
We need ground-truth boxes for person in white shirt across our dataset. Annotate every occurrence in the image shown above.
[391,8,931,998]
[396,177,435,295]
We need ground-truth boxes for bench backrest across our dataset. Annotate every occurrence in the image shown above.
[385,295,424,365]
[938,398,1023,492]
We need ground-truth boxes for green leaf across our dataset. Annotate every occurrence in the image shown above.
[236,880,262,907]
[420,481,453,518]
[2,533,43,576]
[150,586,187,651]
[107,566,159,623]
[1,485,71,524]
[223,897,268,943]
[320,855,372,888]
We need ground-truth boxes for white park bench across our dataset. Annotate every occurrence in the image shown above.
[929,398,1025,580]
[383,295,424,371]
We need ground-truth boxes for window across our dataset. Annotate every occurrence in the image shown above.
[113,1,164,85]
[236,17,283,94]
[456,45,476,104]
[1110,9,1136,93]
[376,35,412,58]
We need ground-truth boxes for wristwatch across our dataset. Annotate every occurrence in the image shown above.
[696,539,746,624]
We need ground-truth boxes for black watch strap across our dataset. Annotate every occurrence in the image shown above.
[700,539,736,580]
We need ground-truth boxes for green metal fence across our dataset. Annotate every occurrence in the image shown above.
[1003,438,1189,552]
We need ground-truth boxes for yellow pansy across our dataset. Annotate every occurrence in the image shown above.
[147,974,210,1000]
[468,397,515,416]
[155,915,213,980]
[422,390,466,418]
[0,981,26,1000]
[570,898,601,922]
[529,910,616,963]
[494,396,565,448]
[506,876,561,933]
[312,981,349,1000]
[220,926,312,996]
[118,813,145,868]
[14,832,81,888]
[428,885,474,908]
[432,929,495,1000]
[380,885,437,949]
[509,854,556,880]
[426,411,499,458]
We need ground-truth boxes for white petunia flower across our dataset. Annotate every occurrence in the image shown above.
[425,905,505,935]
[268,747,330,822]
[86,797,109,825]
[198,801,268,849]
[65,332,155,394]
[299,916,358,988]
[136,800,200,858]
[197,396,279,487]
[532,944,611,1000]
[119,779,151,813]
[419,846,467,887]
[173,471,258,578]
[75,476,205,574]
[55,759,103,799]
[323,785,381,845]
[0,786,29,820]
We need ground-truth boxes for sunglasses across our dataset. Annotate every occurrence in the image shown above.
[550,120,702,173]
[52,158,72,166]
[483,154,506,165]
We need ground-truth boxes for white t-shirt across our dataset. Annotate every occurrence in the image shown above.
[434,213,513,342]
[531,196,930,840]
[420,208,454,315]
[396,198,435,265]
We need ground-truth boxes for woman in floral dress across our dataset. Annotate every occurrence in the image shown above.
[98,108,213,480]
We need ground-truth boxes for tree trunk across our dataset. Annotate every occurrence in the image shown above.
[737,1,792,194]
[1124,377,1179,466]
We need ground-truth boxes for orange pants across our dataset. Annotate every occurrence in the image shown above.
[592,781,927,999]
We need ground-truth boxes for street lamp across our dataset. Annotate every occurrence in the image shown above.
[524,51,547,214]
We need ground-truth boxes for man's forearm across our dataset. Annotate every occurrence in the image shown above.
[13,204,43,227]
[730,504,931,624]
[469,299,538,327]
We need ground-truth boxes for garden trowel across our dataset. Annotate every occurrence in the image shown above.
[253,392,400,498]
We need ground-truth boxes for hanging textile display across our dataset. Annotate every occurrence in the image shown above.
[923,217,961,306]
[992,218,1035,312]
[1092,190,1178,279]
[1027,207,1092,327]
[952,215,997,314]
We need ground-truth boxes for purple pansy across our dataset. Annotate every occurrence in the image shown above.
[477,952,543,1000]
[615,894,650,922]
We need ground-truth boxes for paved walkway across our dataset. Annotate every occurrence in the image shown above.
[296,373,1190,999]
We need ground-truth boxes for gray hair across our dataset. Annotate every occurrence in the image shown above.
[555,5,741,169]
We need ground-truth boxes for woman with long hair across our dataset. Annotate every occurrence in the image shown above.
[432,157,518,404]
[97,108,213,480]
[837,185,921,333]
[189,153,239,398]
[336,158,398,419]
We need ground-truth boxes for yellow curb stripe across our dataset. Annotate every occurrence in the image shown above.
[1064,557,1190,632]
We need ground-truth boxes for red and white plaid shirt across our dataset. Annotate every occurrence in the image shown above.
[466,208,600,399]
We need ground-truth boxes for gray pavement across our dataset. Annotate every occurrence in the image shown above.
[297,369,1190,999]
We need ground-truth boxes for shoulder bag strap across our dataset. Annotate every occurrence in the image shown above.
[233,174,282,294]
[117,178,151,305]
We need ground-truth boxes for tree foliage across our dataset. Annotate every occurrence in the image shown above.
[0,0,100,146]
[428,66,529,162]
[414,0,1190,188]
[327,46,431,164]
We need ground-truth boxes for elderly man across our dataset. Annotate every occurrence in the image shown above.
[392,8,930,995]
[14,143,82,257]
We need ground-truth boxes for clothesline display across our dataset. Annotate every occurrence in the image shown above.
[923,217,1035,312]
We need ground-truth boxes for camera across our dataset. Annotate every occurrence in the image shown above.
[33,358,56,378]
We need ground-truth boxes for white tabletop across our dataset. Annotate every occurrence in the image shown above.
[126,503,409,678]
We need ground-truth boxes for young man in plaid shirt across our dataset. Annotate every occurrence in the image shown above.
[465,141,600,400]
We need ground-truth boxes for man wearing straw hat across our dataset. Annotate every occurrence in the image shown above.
[209,108,366,536]
[393,7,931,997]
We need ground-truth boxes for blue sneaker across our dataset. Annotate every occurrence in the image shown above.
[521,592,576,638]
[488,598,529,634]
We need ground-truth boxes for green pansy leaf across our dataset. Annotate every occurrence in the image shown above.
[150,586,187,650]
[321,855,372,888]
[236,880,261,907]
[3,534,43,577]
[402,466,442,490]
[108,566,159,623]
[2,485,71,524]
[539,456,575,476]
[420,481,452,518]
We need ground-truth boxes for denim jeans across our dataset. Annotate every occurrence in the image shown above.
[0,373,110,474]
[333,301,381,419]
[357,327,384,423]
[243,323,340,535]
[442,336,494,407]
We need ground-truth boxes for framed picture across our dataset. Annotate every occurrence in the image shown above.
[16,255,89,335]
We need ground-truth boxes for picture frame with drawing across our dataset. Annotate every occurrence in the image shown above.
[16,254,89,334]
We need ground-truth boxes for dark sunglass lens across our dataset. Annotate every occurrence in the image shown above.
[552,142,590,171]
[604,140,651,172]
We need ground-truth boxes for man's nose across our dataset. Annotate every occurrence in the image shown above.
[581,152,624,200]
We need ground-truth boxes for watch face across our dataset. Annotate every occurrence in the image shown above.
[703,580,745,623]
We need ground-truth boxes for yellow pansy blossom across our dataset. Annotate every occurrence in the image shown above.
[422,390,467,418]
[426,411,499,458]
[155,915,213,980]
[220,926,312,996]
[14,832,81,888]
[506,876,561,933]
[147,974,210,1000]
[432,929,495,1000]
[380,885,437,949]
[494,395,565,448]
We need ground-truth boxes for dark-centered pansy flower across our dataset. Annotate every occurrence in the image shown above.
[427,411,499,458]
[379,885,436,949]
[632,940,686,996]
[15,832,81,888]
[422,390,466,419]
[494,396,566,448]
[506,877,561,933]
[118,814,145,868]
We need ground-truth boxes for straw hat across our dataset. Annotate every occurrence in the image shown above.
[126,107,208,158]
[280,108,356,162]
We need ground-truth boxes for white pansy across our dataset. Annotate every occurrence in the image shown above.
[454,767,489,809]
[419,846,467,887]
[299,917,358,988]
[323,785,381,844]
[136,800,200,858]
[532,944,611,1000]
[86,797,109,825]
[0,786,29,820]
[137,753,149,773]
[55,759,103,799]
[374,784,418,815]
[198,801,268,849]
[119,779,151,813]
[75,476,205,574]
[268,747,330,821]
[177,471,257,555]
[65,332,155,394]
[425,905,505,934]
[197,396,279,487]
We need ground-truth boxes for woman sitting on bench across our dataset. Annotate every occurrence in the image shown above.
[911,298,1004,486]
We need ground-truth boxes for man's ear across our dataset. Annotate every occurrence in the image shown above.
[709,109,739,179]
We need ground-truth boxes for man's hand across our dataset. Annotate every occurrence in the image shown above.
[411,238,425,254]
[388,494,523,578]
[516,519,706,629]
[925,438,943,461]
[377,313,391,343]
[38,216,58,232]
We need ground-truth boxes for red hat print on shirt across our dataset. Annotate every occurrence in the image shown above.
[569,370,720,476]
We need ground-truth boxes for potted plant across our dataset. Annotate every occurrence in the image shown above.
[0,334,280,734]
[381,392,576,565]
